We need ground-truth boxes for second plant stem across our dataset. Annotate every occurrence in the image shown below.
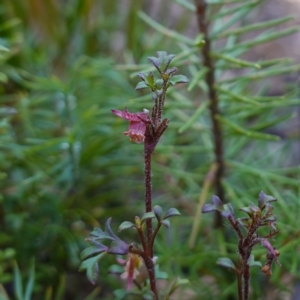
[194,0,225,227]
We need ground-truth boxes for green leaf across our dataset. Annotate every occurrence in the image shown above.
[248,255,262,268]
[178,100,208,133]
[169,75,189,86]
[218,16,294,38]
[79,252,107,284]
[212,2,259,37]
[0,73,8,83]
[137,72,155,89]
[141,212,156,223]
[138,11,195,46]
[237,217,251,227]
[239,206,254,217]
[118,221,136,232]
[221,27,299,53]
[173,0,195,12]
[211,1,259,20]
[163,208,181,219]
[217,258,237,271]
[216,86,261,106]
[212,52,261,69]
[0,45,9,52]
[187,68,208,92]
[215,115,280,141]
[166,277,189,299]
[80,242,107,260]
[13,261,23,300]
[24,259,35,300]
[135,81,148,90]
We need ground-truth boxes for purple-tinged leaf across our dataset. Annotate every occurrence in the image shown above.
[79,252,107,284]
[211,195,223,209]
[161,219,170,228]
[105,218,120,240]
[118,221,136,232]
[148,56,161,72]
[163,208,181,220]
[108,240,129,255]
[217,257,237,271]
[153,205,163,221]
[249,203,261,215]
[221,203,235,219]
[164,67,178,76]
[80,241,108,260]
[169,75,189,86]
[202,203,219,213]
[258,191,276,209]
[90,227,113,240]
[261,239,281,267]
[148,52,176,73]
[141,212,156,223]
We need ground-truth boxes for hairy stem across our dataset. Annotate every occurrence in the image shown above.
[194,0,225,227]
[243,260,250,300]
[144,256,158,300]
[144,144,158,299]
[237,268,243,300]
[144,147,153,256]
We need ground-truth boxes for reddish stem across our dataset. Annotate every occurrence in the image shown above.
[144,147,153,256]
[194,0,225,227]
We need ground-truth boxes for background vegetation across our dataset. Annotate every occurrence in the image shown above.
[0,0,299,299]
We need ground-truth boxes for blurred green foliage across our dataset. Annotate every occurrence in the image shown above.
[0,0,299,299]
